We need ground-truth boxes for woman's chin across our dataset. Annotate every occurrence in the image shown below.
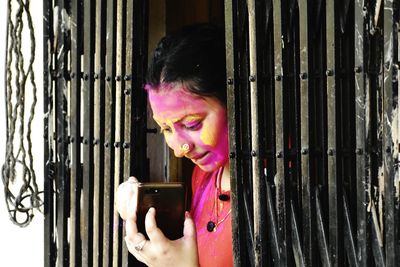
[196,160,226,173]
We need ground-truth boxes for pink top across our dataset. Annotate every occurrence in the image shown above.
[191,166,233,267]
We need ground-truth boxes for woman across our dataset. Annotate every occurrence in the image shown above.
[116,24,232,267]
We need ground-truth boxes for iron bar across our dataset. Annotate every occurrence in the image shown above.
[273,0,291,265]
[354,0,369,266]
[43,0,55,266]
[112,0,126,265]
[69,0,82,265]
[122,0,132,265]
[309,3,328,265]
[102,2,117,267]
[382,0,397,266]
[93,0,107,265]
[226,0,256,266]
[298,0,313,266]
[225,1,244,266]
[55,0,69,265]
[82,0,95,265]
[247,0,264,266]
[103,0,117,265]
[326,1,342,266]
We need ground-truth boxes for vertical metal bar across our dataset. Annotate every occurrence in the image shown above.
[55,0,69,265]
[113,0,125,264]
[93,0,106,265]
[326,1,341,265]
[225,0,246,265]
[43,0,55,266]
[123,0,133,185]
[121,0,133,265]
[273,0,289,265]
[69,0,82,265]
[382,0,397,265]
[103,0,117,265]
[315,188,331,267]
[298,0,312,266]
[354,1,368,266]
[82,0,95,265]
[247,0,263,266]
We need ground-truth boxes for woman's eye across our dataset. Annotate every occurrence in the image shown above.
[184,121,202,130]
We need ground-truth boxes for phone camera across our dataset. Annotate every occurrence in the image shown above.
[145,188,161,194]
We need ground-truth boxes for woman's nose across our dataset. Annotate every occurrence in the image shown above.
[168,133,192,158]
[173,142,193,158]
[172,142,187,158]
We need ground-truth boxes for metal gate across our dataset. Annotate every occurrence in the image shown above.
[226,0,399,266]
[44,0,399,266]
[44,0,148,266]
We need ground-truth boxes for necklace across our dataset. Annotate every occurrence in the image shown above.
[207,167,231,232]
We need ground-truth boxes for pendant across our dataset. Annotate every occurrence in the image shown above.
[218,194,230,201]
[207,221,216,232]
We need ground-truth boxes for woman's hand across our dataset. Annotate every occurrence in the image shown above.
[125,208,199,267]
[116,177,199,267]
[116,177,139,221]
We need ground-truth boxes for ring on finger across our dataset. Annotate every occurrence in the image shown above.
[134,239,147,252]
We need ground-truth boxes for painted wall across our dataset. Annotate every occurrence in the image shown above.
[0,2,44,266]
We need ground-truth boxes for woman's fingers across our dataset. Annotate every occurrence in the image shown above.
[125,217,140,237]
[183,211,197,241]
[182,212,199,262]
[116,176,139,220]
[124,218,149,263]
[145,207,168,245]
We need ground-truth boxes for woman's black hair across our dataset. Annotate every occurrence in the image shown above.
[146,23,227,105]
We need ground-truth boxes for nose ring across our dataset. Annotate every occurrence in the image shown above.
[180,143,190,152]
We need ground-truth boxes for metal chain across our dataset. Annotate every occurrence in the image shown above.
[2,0,43,227]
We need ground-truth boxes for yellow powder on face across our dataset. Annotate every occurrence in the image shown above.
[200,120,218,147]
[184,114,202,123]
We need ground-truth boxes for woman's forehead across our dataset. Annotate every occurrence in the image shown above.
[149,86,209,121]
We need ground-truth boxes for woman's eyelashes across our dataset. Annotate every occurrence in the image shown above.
[159,120,202,134]
[183,120,202,130]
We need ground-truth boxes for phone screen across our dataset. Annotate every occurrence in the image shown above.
[136,182,186,240]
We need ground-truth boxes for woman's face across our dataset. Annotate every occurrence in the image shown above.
[148,83,229,172]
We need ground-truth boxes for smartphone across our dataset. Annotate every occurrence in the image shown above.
[136,182,186,240]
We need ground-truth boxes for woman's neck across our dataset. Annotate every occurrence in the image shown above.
[220,162,230,191]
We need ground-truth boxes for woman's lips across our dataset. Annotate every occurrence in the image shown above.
[190,152,209,164]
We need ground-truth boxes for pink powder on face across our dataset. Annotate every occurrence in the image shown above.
[148,83,229,172]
